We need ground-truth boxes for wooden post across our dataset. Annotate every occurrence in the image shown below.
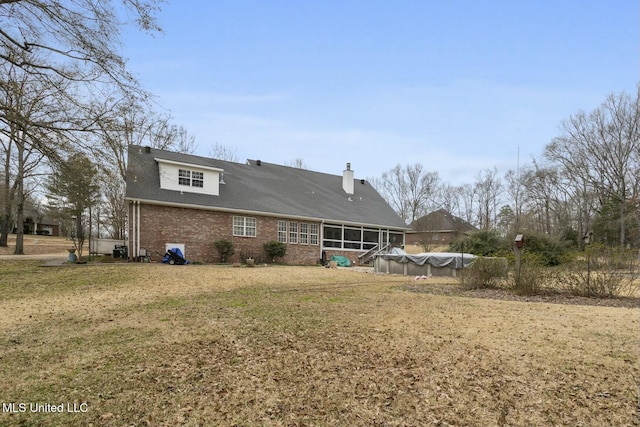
[514,235,524,289]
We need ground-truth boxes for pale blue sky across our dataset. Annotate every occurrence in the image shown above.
[121,1,639,185]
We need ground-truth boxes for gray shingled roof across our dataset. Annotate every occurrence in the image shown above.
[125,145,408,229]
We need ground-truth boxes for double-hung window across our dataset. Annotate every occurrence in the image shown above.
[191,171,204,188]
[300,223,309,244]
[233,216,256,237]
[178,169,191,186]
[277,221,318,245]
[310,224,319,245]
[178,169,204,188]
[289,222,298,244]
[278,221,287,243]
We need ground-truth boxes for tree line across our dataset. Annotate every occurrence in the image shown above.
[372,85,640,250]
[1,2,637,255]
[0,0,197,254]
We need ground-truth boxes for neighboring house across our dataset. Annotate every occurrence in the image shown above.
[15,210,60,236]
[125,145,408,264]
[406,209,477,249]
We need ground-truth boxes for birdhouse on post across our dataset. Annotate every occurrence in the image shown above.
[514,234,524,288]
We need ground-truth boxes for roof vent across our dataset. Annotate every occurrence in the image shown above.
[256,160,262,166]
[144,146,151,153]
[360,179,365,185]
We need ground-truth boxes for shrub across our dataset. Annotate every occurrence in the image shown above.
[518,232,570,267]
[551,244,638,297]
[461,256,507,290]
[263,241,287,263]
[450,230,506,256]
[508,252,546,295]
[214,239,235,263]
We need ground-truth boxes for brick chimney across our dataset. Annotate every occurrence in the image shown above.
[342,163,354,195]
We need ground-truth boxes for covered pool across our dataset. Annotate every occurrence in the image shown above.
[373,248,476,277]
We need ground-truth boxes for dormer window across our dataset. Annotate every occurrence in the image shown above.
[178,169,191,186]
[178,169,204,188]
[192,171,204,187]
[156,158,223,196]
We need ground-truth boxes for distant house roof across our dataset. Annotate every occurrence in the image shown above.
[409,209,477,234]
[22,209,58,226]
[125,145,408,229]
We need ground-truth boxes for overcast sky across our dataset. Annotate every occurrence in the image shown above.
[120,0,639,185]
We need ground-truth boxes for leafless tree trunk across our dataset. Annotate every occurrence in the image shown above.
[504,169,524,234]
[457,184,476,226]
[545,85,639,248]
[100,169,127,239]
[209,143,240,162]
[372,163,440,224]
[474,167,502,230]
[0,54,64,252]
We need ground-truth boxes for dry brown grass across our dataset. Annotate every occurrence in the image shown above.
[0,235,71,255]
[0,261,638,426]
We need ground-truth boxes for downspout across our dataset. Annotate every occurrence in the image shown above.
[320,220,325,264]
[136,201,141,260]
[130,201,136,259]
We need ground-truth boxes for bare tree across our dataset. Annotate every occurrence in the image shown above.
[503,169,523,234]
[372,163,440,224]
[545,86,640,247]
[436,183,462,218]
[91,101,197,244]
[285,158,308,169]
[209,143,240,162]
[0,0,163,93]
[474,167,502,230]
[0,54,69,252]
[457,183,476,226]
[94,96,196,180]
[173,125,197,155]
[99,169,127,239]
[1,0,169,180]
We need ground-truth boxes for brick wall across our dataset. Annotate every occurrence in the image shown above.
[130,204,331,265]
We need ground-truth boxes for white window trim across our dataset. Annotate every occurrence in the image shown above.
[191,171,204,188]
[233,216,257,237]
[300,223,309,245]
[178,169,191,186]
[289,221,298,244]
[321,223,404,251]
[278,220,287,243]
[310,224,319,245]
[178,168,205,188]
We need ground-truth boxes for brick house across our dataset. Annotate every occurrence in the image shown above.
[125,145,407,264]
[405,209,477,249]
